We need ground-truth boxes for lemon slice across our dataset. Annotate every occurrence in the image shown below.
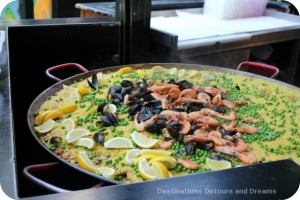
[86,106,98,115]
[34,119,56,134]
[61,118,76,132]
[66,128,91,143]
[148,156,177,169]
[178,69,186,77]
[98,167,116,179]
[104,137,134,148]
[141,149,172,156]
[130,131,158,148]
[187,70,198,78]
[152,66,165,72]
[36,110,52,125]
[138,158,157,180]
[125,149,141,165]
[136,69,147,77]
[133,154,157,166]
[63,84,78,93]
[75,138,95,149]
[77,151,96,172]
[151,161,169,179]
[117,67,132,74]
[57,104,77,114]
[104,104,117,114]
[49,102,60,110]
[169,67,178,75]
[77,84,90,95]
[206,158,232,170]
[203,74,215,81]
[98,78,109,87]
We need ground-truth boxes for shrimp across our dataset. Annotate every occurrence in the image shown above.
[151,92,165,101]
[179,89,197,99]
[160,110,187,120]
[208,131,229,146]
[197,93,211,104]
[217,111,236,121]
[177,158,199,170]
[123,94,130,105]
[169,87,181,99]
[200,108,236,121]
[235,151,257,164]
[183,134,209,143]
[194,128,208,136]
[158,139,175,149]
[235,125,258,134]
[179,120,192,134]
[148,84,178,95]
[195,116,220,126]
[222,120,237,132]
[234,100,247,106]
[228,138,248,152]
[241,118,261,124]
[212,94,222,104]
[204,87,227,96]
[218,100,235,110]
[134,112,156,131]
[161,98,172,110]
[214,145,235,156]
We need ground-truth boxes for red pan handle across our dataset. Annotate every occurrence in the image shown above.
[237,61,279,79]
[46,63,89,82]
[23,162,103,193]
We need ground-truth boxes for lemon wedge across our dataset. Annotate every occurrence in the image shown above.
[34,119,56,134]
[75,138,95,149]
[151,161,169,179]
[57,104,77,114]
[133,154,157,166]
[77,151,97,172]
[61,118,76,132]
[36,110,52,125]
[141,149,172,156]
[66,128,91,143]
[42,110,63,124]
[86,106,98,115]
[152,65,165,72]
[169,67,178,75]
[63,84,78,93]
[125,149,141,165]
[117,67,132,74]
[77,84,90,95]
[98,167,116,179]
[178,69,186,77]
[206,158,232,170]
[69,92,81,102]
[187,70,198,78]
[136,69,147,77]
[138,158,157,180]
[104,137,134,148]
[130,131,158,148]
[148,156,177,169]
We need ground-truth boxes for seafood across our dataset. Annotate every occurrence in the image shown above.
[158,139,175,149]
[235,125,258,134]
[177,158,199,170]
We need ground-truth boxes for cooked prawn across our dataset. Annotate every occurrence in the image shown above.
[222,120,237,131]
[179,89,197,99]
[197,93,211,104]
[179,120,192,134]
[134,112,156,131]
[234,100,247,106]
[218,100,235,110]
[177,158,199,170]
[235,125,258,134]
[169,87,181,99]
[151,92,165,101]
[158,139,175,149]
[241,118,261,124]
[161,98,172,110]
[235,151,257,164]
[148,84,178,95]
[228,138,248,152]
[183,134,209,144]
[212,94,222,104]
[204,87,227,96]
[208,131,229,146]
[195,116,220,126]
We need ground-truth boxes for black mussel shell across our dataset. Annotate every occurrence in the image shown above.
[177,133,184,144]
[128,99,143,107]
[128,103,143,116]
[141,78,148,92]
[111,93,123,101]
[50,136,62,146]
[101,111,119,126]
[183,102,204,113]
[188,123,198,135]
[185,141,197,156]
[157,114,170,121]
[87,74,98,90]
[121,80,134,87]
[120,87,133,98]
[213,105,226,113]
[171,108,185,112]
[222,134,236,142]
[93,133,105,144]
[112,98,121,105]
[138,113,153,122]
[130,92,143,99]
[109,86,122,95]
[143,91,155,102]
[166,121,181,138]
[144,100,162,110]
[210,152,232,163]
[175,80,193,91]
[97,103,107,114]
[145,121,166,134]
[197,141,215,150]
[151,109,161,114]
[101,116,113,126]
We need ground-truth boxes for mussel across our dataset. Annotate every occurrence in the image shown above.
[173,80,193,91]
[210,152,232,163]
[121,80,134,87]
[50,136,62,146]
[145,121,166,134]
[93,133,105,144]
[87,74,99,90]
[183,102,204,113]
[185,141,197,156]
[213,105,226,113]
[197,141,215,150]
[100,111,119,126]
[166,121,182,139]
[128,103,143,116]
[138,107,153,122]
[221,128,237,142]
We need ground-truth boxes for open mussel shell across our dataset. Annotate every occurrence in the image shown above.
[121,80,134,87]
[166,121,181,139]
[170,79,193,91]
[183,102,204,113]
[128,103,143,116]
[213,105,226,113]
[100,111,119,126]
[145,121,166,134]
[185,141,197,156]
[50,136,62,146]
[210,152,232,163]
[93,133,105,144]
[221,128,237,142]
[87,74,99,90]
[197,141,215,151]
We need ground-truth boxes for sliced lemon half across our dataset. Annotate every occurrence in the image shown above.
[206,158,232,170]
[151,161,169,179]
[136,69,147,77]
[125,149,141,165]
[69,92,81,102]
[104,137,134,149]
[148,156,177,169]
[141,149,172,156]
[57,104,77,114]
[152,65,165,72]
[117,67,132,74]
[98,167,116,179]
[66,128,91,143]
[75,138,95,149]
[63,84,78,94]
[130,131,158,148]
[42,110,63,124]
[34,119,56,134]
[177,69,186,77]
[133,154,157,166]
[61,118,76,132]
[77,151,96,173]
[77,84,90,95]
[138,158,157,180]
[169,67,178,75]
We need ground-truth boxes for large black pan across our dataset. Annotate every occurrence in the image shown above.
[25,63,300,193]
